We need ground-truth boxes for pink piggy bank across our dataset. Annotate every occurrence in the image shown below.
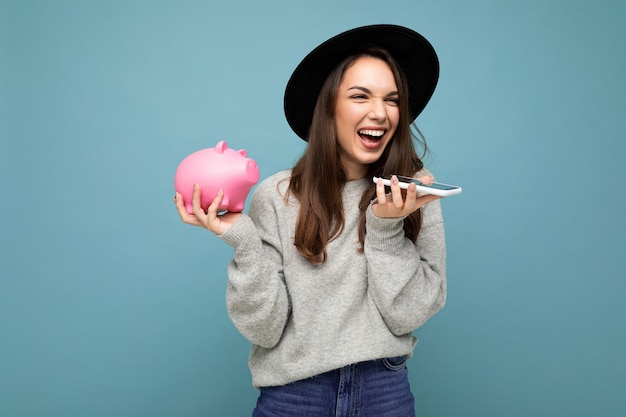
[174,141,260,214]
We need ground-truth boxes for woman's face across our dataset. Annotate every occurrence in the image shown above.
[334,56,400,180]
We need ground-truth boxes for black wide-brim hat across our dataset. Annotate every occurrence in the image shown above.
[284,24,440,141]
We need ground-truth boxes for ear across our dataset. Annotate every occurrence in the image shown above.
[214,141,228,154]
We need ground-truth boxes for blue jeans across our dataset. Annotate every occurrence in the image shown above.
[251,356,415,417]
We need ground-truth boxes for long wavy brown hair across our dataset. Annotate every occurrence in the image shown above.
[287,47,427,264]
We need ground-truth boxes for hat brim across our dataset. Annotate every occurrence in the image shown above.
[284,24,440,141]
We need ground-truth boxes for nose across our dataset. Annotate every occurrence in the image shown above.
[368,99,387,121]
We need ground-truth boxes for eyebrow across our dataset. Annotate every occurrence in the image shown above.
[347,86,399,97]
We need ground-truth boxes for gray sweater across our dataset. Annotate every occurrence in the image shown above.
[220,170,447,388]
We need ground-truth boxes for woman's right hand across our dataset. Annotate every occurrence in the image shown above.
[174,184,241,235]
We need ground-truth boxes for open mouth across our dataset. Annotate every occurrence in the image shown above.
[358,129,386,145]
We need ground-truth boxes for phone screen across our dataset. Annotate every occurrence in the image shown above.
[396,176,460,190]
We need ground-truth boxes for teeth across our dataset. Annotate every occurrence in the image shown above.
[358,129,384,137]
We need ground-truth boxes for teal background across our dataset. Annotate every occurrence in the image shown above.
[1,0,625,416]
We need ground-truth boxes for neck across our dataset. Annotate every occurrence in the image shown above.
[343,163,368,181]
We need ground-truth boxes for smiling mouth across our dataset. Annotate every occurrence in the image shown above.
[358,129,385,143]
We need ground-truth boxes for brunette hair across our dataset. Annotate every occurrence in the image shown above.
[287,47,426,263]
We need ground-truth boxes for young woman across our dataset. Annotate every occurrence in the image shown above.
[175,24,447,417]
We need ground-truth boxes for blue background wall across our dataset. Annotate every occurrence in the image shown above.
[1,1,625,416]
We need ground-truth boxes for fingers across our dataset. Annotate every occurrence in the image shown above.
[191,183,206,219]
[205,188,224,229]
[206,188,223,214]
[375,177,387,203]
[174,184,210,228]
[417,175,434,186]
[193,184,228,234]
[405,183,441,211]
[373,175,440,218]
[174,192,202,226]
[389,175,405,209]
[191,183,223,231]
[404,181,419,211]
[174,185,235,235]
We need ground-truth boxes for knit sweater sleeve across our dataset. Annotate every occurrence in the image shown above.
[364,197,447,336]
[218,177,291,348]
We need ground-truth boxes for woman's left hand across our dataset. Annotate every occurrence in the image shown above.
[372,175,441,218]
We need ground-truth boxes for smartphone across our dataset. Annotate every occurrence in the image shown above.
[372,175,462,197]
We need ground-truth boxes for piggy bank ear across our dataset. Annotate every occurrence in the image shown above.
[215,141,228,154]
[238,149,248,157]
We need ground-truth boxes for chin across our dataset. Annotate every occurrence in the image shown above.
[357,152,385,166]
